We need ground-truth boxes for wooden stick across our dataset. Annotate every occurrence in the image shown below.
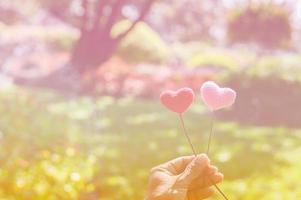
[178,113,229,200]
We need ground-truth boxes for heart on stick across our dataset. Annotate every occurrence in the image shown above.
[201,81,236,111]
[160,88,194,113]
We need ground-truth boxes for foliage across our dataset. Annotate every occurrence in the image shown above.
[227,3,292,49]
[0,87,301,199]
[247,54,301,81]
[212,52,301,128]
[221,74,301,128]
[47,29,78,51]
[187,51,237,71]
[179,44,254,88]
[0,5,23,25]
[0,24,79,51]
[83,56,216,98]
[112,20,170,64]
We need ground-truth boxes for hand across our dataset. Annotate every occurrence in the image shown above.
[145,154,223,200]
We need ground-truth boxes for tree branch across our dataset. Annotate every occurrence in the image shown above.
[104,0,127,35]
[93,0,111,30]
[115,0,155,41]
[81,0,89,32]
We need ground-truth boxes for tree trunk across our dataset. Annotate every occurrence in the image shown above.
[71,29,118,73]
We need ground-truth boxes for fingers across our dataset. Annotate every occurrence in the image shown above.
[197,187,214,199]
[203,172,224,187]
[206,165,218,175]
[159,155,197,175]
[189,165,224,190]
[188,187,214,200]
[174,154,209,188]
[159,154,210,175]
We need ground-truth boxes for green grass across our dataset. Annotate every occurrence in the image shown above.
[0,87,300,199]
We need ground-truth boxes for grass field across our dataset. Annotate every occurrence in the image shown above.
[0,87,300,199]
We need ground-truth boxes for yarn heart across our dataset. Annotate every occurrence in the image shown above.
[160,88,194,113]
[200,81,236,111]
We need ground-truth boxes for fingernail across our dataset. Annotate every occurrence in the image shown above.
[196,154,209,164]
[213,173,224,182]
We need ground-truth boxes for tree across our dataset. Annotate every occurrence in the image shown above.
[227,0,293,49]
[44,0,156,73]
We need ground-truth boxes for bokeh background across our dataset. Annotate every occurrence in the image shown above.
[1,0,301,199]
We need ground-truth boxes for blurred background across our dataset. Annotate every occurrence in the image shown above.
[0,0,301,199]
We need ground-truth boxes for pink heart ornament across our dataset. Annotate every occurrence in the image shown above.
[200,81,236,111]
[160,88,194,113]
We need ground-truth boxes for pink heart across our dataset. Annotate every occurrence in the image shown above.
[160,88,194,113]
[200,81,236,111]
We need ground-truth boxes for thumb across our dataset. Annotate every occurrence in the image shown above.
[175,154,209,188]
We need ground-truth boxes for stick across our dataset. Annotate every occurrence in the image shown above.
[214,184,229,200]
[206,111,229,200]
[178,113,229,200]
[179,114,197,156]
[206,111,215,156]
